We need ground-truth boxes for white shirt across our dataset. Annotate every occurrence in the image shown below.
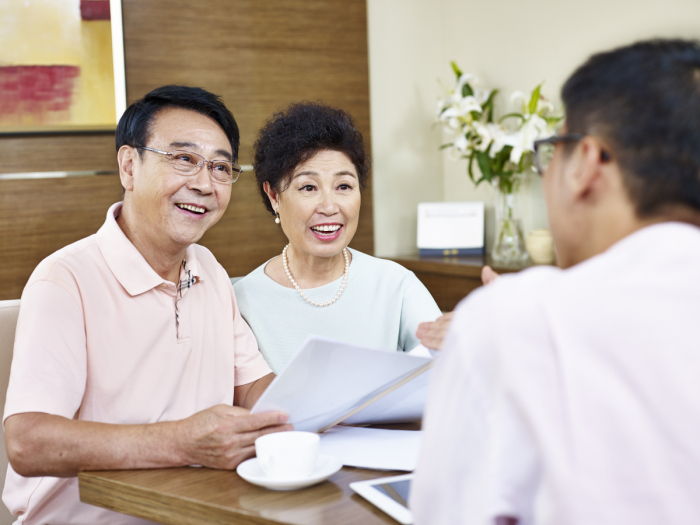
[411,222,700,525]
[234,249,442,374]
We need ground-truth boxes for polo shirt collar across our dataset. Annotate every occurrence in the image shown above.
[96,202,201,297]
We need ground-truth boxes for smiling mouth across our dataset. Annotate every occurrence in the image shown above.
[311,225,342,236]
[176,203,207,214]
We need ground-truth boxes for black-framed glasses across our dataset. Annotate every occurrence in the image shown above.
[533,133,585,175]
[137,146,242,184]
[533,133,612,176]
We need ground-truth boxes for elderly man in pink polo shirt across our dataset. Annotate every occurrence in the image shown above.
[3,85,291,524]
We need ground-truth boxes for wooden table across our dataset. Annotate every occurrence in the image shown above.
[79,464,406,525]
[391,255,531,311]
[79,423,420,525]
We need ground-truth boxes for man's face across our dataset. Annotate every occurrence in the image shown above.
[124,107,232,252]
[542,129,579,268]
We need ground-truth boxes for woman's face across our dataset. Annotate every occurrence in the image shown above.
[267,149,361,259]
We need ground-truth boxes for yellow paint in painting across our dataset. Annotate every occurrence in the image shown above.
[72,20,116,125]
[0,0,116,128]
[0,0,81,66]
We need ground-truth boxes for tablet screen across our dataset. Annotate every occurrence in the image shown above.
[375,479,411,508]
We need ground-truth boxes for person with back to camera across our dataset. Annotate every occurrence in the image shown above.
[411,39,700,525]
[233,102,442,374]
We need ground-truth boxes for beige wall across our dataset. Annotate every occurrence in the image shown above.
[368,0,700,257]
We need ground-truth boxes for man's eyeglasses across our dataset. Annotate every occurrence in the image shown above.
[533,133,611,176]
[137,146,242,184]
[533,133,585,176]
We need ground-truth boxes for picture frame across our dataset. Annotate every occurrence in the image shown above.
[0,0,127,135]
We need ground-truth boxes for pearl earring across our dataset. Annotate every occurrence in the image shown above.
[275,212,280,224]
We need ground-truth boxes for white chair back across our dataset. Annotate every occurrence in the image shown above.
[0,300,20,525]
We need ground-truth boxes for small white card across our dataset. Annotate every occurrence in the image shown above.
[417,202,484,251]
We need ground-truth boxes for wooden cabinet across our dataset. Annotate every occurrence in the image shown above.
[391,255,531,311]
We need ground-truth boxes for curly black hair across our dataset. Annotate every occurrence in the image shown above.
[253,102,370,215]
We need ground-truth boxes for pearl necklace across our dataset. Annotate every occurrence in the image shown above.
[282,244,349,307]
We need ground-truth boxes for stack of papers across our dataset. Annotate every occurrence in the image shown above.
[251,337,434,471]
[251,336,433,432]
[319,426,423,471]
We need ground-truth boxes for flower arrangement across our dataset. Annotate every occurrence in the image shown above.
[436,62,562,193]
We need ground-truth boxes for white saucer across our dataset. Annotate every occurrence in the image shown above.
[237,454,342,491]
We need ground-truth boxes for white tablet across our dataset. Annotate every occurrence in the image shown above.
[350,474,414,524]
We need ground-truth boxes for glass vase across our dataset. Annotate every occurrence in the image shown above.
[491,175,530,265]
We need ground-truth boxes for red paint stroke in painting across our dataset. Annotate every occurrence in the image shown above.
[0,65,80,126]
[80,0,111,21]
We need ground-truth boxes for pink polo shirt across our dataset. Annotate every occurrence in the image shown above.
[3,202,271,524]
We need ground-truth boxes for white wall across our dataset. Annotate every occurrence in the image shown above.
[367,0,445,257]
[368,0,700,257]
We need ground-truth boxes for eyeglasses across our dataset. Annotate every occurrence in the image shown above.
[533,133,611,176]
[533,133,585,175]
[137,146,242,184]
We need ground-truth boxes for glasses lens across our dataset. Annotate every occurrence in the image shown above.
[170,151,202,174]
[209,160,235,184]
[538,143,556,174]
[231,163,242,183]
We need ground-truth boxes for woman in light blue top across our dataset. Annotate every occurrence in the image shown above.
[234,102,441,374]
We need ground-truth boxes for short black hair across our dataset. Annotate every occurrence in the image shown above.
[253,102,370,215]
[562,39,700,217]
[115,85,240,161]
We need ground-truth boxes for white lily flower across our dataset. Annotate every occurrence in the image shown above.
[510,90,529,113]
[536,98,554,115]
[473,87,490,105]
[490,125,517,157]
[472,122,492,152]
[453,133,469,152]
[507,115,549,164]
[455,73,476,99]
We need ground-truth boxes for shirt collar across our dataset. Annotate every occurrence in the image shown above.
[96,202,201,297]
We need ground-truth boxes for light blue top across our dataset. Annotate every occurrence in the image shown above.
[233,248,442,374]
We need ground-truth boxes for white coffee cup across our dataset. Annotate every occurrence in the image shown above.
[255,431,320,480]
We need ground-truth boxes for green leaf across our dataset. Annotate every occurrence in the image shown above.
[468,152,477,183]
[450,61,463,79]
[439,143,453,150]
[462,83,474,98]
[476,151,493,183]
[499,112,525,123]
[482,89,499,123]
[544,115,564,126]
[528,84,542,114]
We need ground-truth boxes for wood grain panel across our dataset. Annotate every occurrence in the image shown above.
[0,0,373,300]
[0,133,118,173]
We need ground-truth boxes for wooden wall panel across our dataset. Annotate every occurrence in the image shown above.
[0,0,372,300]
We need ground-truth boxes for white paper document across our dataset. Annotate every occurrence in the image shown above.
[319,426,423,471]
[251,336,433,432]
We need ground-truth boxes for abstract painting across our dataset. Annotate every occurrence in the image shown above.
[0,0,126,133]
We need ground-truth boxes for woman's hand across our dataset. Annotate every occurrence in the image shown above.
[416,312,454,350]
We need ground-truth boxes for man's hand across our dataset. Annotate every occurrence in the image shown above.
[481,265,500,284]
[5,406,291,478]
[176,405,292,470]
[416,312,453,350]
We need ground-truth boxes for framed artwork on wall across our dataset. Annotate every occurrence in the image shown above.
[0,0,126,134]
